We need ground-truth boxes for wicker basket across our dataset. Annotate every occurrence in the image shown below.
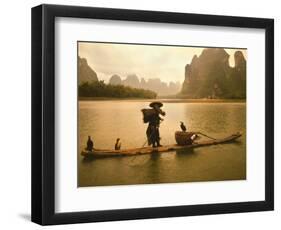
[175,131,195,146]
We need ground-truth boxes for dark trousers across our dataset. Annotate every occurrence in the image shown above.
[146,124,160,147]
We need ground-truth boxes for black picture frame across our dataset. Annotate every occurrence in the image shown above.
[31,4,274,225]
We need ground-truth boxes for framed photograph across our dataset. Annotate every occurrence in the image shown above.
[31,4,274,225]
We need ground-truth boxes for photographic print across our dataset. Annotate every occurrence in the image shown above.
[78,42,247,187]
[32,5,274,224]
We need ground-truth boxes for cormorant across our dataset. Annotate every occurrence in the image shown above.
[180,121,187,132]
[115,138,121,150]
[86,136,94,151]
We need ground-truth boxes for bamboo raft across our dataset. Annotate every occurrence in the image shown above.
[81,132,242,158]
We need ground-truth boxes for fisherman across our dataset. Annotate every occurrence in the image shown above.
[115,138,121,150]
[141,102,165,148]
[86,136,94,151]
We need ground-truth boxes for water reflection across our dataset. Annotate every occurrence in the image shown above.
[78,101,246,187]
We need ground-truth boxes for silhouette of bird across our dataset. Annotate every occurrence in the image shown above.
[115,138,121,150]
[180,121,187,132]
[86,136,94,151]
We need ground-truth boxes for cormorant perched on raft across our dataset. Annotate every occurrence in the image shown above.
[180,121,187,132]
[115,138,121,150]
[86,136,94,151]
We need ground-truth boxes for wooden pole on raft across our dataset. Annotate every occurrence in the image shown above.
[197,132,217,140]
[196,132,217,140]
[141,139,148,148]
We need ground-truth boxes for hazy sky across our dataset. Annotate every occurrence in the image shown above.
[78,42,247,84]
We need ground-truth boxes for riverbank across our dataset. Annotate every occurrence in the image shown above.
[79,97,246,103]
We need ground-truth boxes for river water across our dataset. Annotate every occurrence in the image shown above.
[78,100,246,187]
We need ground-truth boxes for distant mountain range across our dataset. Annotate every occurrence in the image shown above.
[78,56,181,96]
[78,48,246,99]
[109,74,181,96]
[181,48,246,99]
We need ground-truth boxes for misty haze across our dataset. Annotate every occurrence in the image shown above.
[78,42,246,98]
[78,42,246,187]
